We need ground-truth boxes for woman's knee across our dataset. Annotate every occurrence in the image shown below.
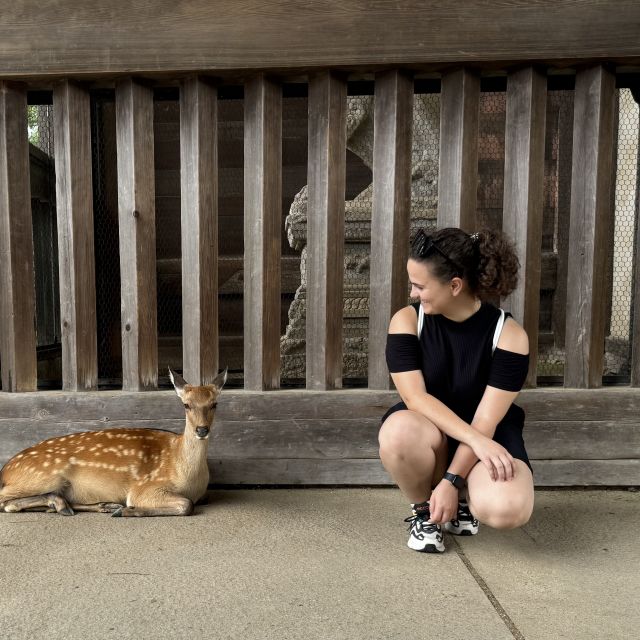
[471,492,533,530]
[378,411,444,459]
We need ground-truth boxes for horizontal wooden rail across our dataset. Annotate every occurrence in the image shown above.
[0,388,638,486]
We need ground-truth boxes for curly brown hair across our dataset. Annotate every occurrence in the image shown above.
[409,227,519,298]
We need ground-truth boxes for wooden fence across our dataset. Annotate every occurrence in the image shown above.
[1,1,640,485]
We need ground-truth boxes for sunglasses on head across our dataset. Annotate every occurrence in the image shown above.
[411,230,464,277]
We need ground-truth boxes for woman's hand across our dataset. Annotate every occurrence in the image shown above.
[428,480,459,525]
[468,432,515,481]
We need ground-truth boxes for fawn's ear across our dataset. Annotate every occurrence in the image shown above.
[212,367,228,391]
[169,367,188,400]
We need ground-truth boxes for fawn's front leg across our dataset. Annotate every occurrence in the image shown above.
[112,490,194,517]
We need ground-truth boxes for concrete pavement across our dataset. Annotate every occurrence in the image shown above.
[1,489,638,640]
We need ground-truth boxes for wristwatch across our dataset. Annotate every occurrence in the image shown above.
[443,471,465,489]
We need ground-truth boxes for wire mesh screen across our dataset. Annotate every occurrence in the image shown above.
[28,102,61,387]
[478,92,506,232]
[536,90,574,381]
[280,95,309,387]
[217,98,244,387]
[608,88,639,381]
[91,95,121,386]
[154,100,182,386]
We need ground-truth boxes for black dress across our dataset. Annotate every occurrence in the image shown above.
[382,302,531,471]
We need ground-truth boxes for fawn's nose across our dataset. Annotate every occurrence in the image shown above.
[195,426,210,439]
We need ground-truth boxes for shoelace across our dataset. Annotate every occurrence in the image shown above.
[404,513,440,535]
[457,502,478,524]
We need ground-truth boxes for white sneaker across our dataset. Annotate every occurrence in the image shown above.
[404,507,444,553]
[444,500,479,536]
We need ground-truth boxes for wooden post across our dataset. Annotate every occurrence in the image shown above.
[368,70,413,389]
[502,67,547,387]
[244,75,282,390]
[180,76,218,385]
[0,81,37,391]
[565,66,616,388]
[116,78,158,391]
[53,80,98,390]
[438,69,480,231]
[306,71,347,390]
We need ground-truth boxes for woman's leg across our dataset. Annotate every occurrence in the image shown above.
[466,459,534,529]
[378,410,448,503]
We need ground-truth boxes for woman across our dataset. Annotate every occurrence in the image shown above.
[379,227,534,553]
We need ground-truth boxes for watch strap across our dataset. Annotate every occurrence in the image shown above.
[443,471,465,489]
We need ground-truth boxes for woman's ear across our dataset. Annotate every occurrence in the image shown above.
[450,277,464,296]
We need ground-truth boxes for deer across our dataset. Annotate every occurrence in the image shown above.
[0,367,227,517]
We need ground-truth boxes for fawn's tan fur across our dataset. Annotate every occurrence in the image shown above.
[0,368,226,517]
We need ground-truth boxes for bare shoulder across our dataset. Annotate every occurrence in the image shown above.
[497,317,529,355]
[389,305,419,335]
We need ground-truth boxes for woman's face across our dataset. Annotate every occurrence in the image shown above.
[407,258,454,315]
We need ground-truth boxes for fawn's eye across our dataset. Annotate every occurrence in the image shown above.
[183,404,191,410]
[211,402,218,410]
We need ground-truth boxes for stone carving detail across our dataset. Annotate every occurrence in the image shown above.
[281,95,441,380]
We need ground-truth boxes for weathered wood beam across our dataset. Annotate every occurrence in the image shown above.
[0,81,37,391]
[180,76,218,385]
[306,72,347,390]
[1,2,640,78]
[502,67,547,387]
[116,78,158,390]
[565,65,616,388]
[368,70,413,389]
[53,80,98,391]
[243,75,282,390]
[437,68,480,231]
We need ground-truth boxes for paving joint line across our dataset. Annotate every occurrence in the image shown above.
[452,537,526,640]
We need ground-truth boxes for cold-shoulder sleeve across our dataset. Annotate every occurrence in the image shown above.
[385,334,421,373]
[488,347,529,391]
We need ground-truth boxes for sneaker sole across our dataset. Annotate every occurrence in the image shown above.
[407,540,445,553]
[444,524,478,536]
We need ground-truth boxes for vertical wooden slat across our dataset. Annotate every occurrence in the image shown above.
[180,76,218,385]
[437,69,480,231]
[244,75,282,390]
[368,70,413,389]
[53,80,98,391]
[565,66,616,388]
[502,67,547,388]
[116,78,158,391]
[0,81,37,391]
[306,71,347,390]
